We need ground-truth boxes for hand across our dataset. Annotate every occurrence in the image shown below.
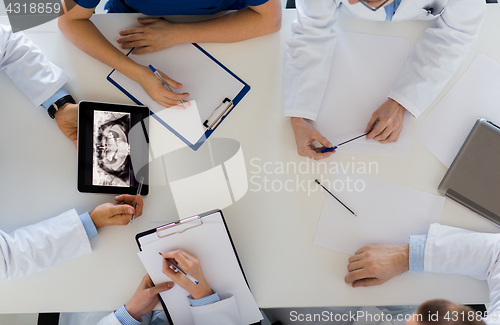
[125,275,174,321]
[89,194,144,230]
[118,18,180,54]
[161,250,213,299]
[291,117,335,160]
[55,103,78,148]
[365,99,406,144]
[136,65,189,108]
[345,244,409,287]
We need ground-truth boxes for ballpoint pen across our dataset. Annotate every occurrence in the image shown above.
[129,176,144,224]
[148,65,186,107]
[315,179,357,216]
[159,252,199,285]
[321,132,370,153]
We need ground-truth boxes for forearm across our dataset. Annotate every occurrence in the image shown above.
[171,6,281,45]
[58,17,145,82]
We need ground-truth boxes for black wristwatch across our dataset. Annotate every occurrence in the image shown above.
[48,95,76,119]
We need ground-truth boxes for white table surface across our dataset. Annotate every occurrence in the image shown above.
[0,7,500,313]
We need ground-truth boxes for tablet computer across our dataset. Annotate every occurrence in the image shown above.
[77,101,150,195]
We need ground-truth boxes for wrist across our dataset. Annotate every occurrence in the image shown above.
[124,303,143,321]
[190,284,213,300]
[397,244,410,274]
[88,209,100,231]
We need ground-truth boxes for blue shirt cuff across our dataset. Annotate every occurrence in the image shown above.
[114,305,141,325]
[187,292,220,307]
[79,212,98,239]
[409,235,427,271]
[41,87,69,109]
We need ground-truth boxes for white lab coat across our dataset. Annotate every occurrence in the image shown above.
[283,0,486,120]
[96,294,242,325]
[0,209,92,280]
[424,223,500,325]
[0,23,69,107]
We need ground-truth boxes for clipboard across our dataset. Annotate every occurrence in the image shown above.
[135,210,262,325]
[107,43,251,151]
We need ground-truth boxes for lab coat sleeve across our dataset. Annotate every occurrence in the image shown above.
[283,0,338,121]
[0,24,69,107]
[190,295,242,325]
[423,223,500,320]
[389,0,485,118]
[0,209,92,280]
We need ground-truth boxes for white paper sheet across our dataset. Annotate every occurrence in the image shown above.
[109,43,246,146]
[413,53,500,167]
[137,212,262,325]
[316,31,411,156]
[313,172,445,255]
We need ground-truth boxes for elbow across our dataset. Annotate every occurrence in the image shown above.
[262,12,282,35]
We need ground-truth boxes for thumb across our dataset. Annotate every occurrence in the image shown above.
[150,281,174,295]
[314,130,332,148]
[365,115,378,134]
[109,204,134,217]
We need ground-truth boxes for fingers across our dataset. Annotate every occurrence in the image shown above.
[380,128,401,144]
[107,204,135,225]
[159,70,183,90]
[299,146,334,161]
[115,194,144,216]
[119,26,142,36]
[117,33,144,44]
[138,18,159,24]
[162,259,182,281]
[344,268,371,284]
[366,119,386,140]
[352,278,382,288]
[162,250,190,268]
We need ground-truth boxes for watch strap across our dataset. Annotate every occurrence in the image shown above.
[48,95,76,119]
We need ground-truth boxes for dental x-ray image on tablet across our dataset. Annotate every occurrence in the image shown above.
[93,111,131,187]
[77,101,149,195]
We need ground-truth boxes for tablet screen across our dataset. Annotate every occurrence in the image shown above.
[78,101,149,195]
[93,111,132,187]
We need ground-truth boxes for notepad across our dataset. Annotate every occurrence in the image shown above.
[136,211,262,325]
[316,31,411,156]
[313,172,445,255]
[108,43,250,150]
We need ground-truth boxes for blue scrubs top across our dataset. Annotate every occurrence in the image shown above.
[75,0,269,15]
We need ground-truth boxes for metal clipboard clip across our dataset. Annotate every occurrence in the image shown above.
[156,215,203,238]
[203,98,233,130]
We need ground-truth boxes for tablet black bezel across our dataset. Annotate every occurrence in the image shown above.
[77,101,149,195]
